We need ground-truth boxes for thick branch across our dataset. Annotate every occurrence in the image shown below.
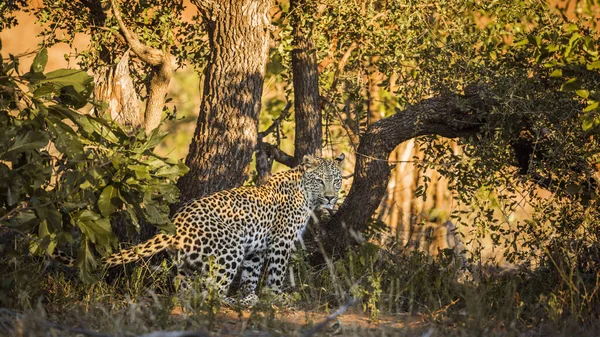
[256,102,292,181]
[261,143,296,168]
[322,87,493,253]
[110,0,164,66]
[110,0,173,133]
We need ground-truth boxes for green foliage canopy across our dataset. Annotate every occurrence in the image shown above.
[0,48,188,282]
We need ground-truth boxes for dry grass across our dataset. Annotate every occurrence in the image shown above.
[1,238,600,337]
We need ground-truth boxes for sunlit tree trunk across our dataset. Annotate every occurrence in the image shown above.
[178,0,272,203]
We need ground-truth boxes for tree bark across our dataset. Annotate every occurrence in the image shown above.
[321,86,494,254]
[255,0,321,182]
[178,0,272,203]
[291,0,322,162]
[93,52,143,129]
[110,0,172,134]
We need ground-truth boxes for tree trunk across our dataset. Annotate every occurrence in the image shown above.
[322,87,494,254]
[179,0,272,203]
[255,0,321,182]
[291,0,322,162]
[93,52,143,130]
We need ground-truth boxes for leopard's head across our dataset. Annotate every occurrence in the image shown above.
[301,154,345,210]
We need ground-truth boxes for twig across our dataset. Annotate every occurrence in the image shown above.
[109,0,165,66]
[258,101,293,139]
[301,297,356,337]
[0,201,53,223]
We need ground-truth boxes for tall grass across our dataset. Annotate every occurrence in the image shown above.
[1,232,600,336]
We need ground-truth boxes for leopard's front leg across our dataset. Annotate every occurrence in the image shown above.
[266,236,293,293]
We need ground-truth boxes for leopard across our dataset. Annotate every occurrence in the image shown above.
[75,154,344,306]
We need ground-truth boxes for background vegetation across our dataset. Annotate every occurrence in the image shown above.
[1,0,600,336]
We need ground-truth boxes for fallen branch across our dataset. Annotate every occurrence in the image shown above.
[138,331,210,337]
[301,297,357,337]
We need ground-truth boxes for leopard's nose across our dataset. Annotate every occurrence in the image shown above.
[324,196,336,203]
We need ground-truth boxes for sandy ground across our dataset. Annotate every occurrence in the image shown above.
[170,306,428,336]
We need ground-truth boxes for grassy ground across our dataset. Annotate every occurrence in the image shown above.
[1,239,600,337]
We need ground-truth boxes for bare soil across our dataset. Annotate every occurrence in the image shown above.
[171,306,428,336]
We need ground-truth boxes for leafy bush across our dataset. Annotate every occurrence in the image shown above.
[0,48,188,282]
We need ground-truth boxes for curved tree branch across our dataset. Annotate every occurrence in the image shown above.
[322,85,494,253]
[110,0,173,133]
[110,0,164,66]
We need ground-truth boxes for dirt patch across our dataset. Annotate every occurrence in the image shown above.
[171,306,428,336]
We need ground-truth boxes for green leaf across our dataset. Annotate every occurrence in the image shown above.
[584,101,599,112]
[74,209,101,222]
[46,208,63,233]
[587,61,600,70]
[581,112,600,131]
[514,39,528,47]
[125,207,140,231]
[568,32,581,48]
[566,24,579,33]
[576,90,589,99]
[48,105,95,134]
[143,128,167,151]
[76,238,99,284]
[30,48,48,73]
[97,185,121,217]
[144,203,169,225]
[74,210,115,246]
[3,130,49,156]
[128,164,152,180]
[39,69,93,95]
[7,209,38,230]
[155,164,183,177]
[47,117,84,157]
[560,78,581,92]
[549,69,562,78]
[34,219,58,255]
[88,117,121,144]
[33,84,59,98]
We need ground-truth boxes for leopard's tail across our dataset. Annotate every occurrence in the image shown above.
[51,250,76,267]
[103,233,176,267]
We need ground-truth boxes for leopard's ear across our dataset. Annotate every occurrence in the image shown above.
[335,153,345,166]
[302,154,319,171]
